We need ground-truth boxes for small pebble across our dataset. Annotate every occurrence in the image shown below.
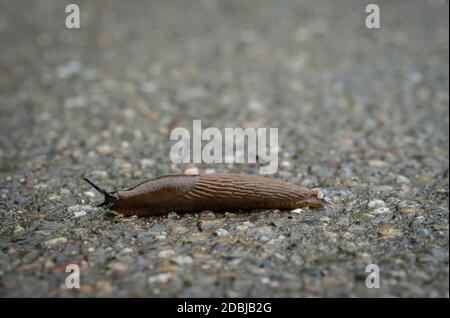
[373,207,390,214]
[185,167,199,175]
[148,273,171,284]
[167,212,179,219]
[368,199,386,209]
[215,228,229,237]
[396,175,411,184]
[158,249,175,258]
[84,191,96,198]
[14,225,24,234]
[44,237,68,248]
[172,255,193,265]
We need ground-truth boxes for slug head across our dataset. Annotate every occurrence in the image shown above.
[83,178,118,210]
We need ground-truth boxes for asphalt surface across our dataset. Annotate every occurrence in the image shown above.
[0,0,448,297]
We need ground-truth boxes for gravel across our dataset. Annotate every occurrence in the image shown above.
[0,0,448,297]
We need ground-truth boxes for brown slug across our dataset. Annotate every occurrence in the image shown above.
[83,173,324,216]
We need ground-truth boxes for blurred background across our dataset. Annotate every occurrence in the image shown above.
[0,0,448,297]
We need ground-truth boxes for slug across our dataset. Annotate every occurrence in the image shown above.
[83,173,324,216]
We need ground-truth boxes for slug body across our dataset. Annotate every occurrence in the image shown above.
[84,173,323,216]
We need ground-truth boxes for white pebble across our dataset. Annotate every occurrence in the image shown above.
[140,158,156,169]
[148,273,171,284]
[68,204,95,213]
[57,60,81,79]
[90,170,108,178]
[74,211,87,218]
[281,160,291,168]
[368,199,386,209]
[215,228,229,237]
[185,166,199,175]
[68,204,98,217]
[172,255,193,265]
[44,237,68,247]
[157,232,167,240]
[122,247,133,254]
[396,175,411,184]
[157,249,175,258]
[373,207,390,214]
[317,189,326,199]
[84,191,96,198]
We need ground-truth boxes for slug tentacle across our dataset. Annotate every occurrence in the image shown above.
[84,173,324,216]
[82,178,118,209]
